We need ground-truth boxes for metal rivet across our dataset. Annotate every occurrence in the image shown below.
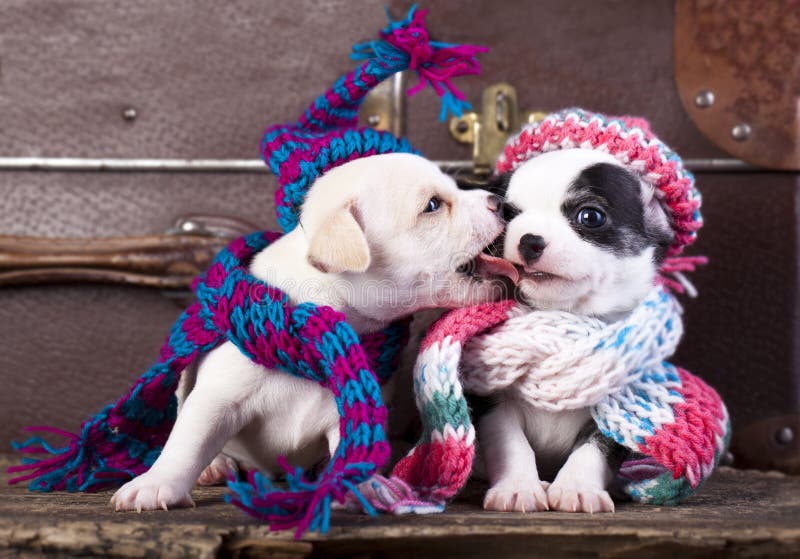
[775,426,795,445]
[122,107,137,121]
[456,120,469,134]
[694,90,715,109]
[731,123,751,142]
[721,450,734,466]
[367,114,381,126]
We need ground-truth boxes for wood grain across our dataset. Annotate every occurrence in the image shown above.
[0,234,227,288]
[1,455,798,558]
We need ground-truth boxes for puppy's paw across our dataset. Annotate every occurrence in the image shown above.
[547,483,614,514]
[197,454,239,486]
[110,473,194,512]
[483,480,549,512]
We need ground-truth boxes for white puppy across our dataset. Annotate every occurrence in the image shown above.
[477,148,673,514]
[110,153,509,512]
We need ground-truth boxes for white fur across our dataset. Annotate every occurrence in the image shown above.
[503,149,657,319]
[480,148,665,514]
[111,153,504,512]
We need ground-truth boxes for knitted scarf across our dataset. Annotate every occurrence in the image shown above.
[356,286,730,513]
[9,231,409,536]
[10,4,487,537]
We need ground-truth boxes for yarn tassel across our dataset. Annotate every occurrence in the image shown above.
[350,5,487,121]
[8,428,83,490]
[227,457,383,538]
[658,255,708,296]
[8,418,148,493]
[342,474,445,515]
[267,5,486,233]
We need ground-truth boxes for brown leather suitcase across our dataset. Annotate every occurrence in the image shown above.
[1,0,797,475]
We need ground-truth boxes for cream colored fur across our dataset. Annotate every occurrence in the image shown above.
[110,153,504,512]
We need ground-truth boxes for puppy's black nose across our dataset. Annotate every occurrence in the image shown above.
[487,194,503,215]
[518,234,546,263]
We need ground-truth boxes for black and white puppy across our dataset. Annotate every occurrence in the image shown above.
[477,148,673,513]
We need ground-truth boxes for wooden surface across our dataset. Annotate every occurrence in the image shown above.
[1,456,798,559]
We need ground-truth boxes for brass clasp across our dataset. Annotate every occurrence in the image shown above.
[450,83,546,175]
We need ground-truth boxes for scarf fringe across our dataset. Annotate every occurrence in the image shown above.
[8,421,140,492]
[227,458,383,537]
[9,231,406,538]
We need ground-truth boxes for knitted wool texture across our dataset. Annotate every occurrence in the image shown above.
[383,288,730,510]
[10,232,408,535]
[357,110,729,513]
[265,5,486,233]
[10,6,486,537]
[498,109,703,260]
[459,289,684,411]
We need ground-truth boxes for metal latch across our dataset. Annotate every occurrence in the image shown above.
[449,83,547,175]
[358,72,408,138]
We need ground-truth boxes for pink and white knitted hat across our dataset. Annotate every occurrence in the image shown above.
[497,108,703,257]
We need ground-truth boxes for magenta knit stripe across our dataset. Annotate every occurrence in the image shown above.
[420,300,517,350]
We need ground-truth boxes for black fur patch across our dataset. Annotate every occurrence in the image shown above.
[501,201,521,224]
[484,172,513,198]
[562,163,671,260]
[454,175,484,191]
[574,420,629,471]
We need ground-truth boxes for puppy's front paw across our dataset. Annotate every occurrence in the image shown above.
[197,454,239,486]
[111,473,194,512]
[483,480,549,512]
[547,483,614,514]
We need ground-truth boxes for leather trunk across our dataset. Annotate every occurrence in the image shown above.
[1,0,797,474]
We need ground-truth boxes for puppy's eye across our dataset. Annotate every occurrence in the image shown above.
[423,196,441,213]
[576,207,606,228]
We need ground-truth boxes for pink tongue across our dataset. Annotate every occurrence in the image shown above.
[476,253,520,284]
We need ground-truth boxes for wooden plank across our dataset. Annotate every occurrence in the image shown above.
[1,455,798,558]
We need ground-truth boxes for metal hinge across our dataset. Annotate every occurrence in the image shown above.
[449,83,547,176]
[358,72,407,138]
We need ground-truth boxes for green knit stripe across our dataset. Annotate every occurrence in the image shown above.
[420,390,471,441]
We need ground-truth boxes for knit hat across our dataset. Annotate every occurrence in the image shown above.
[498,108,702,258]
[263,5,487,233]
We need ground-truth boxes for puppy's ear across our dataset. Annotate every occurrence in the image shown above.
[307,204,371,274]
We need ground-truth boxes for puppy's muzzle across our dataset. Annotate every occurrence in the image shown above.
[519,233,546,263]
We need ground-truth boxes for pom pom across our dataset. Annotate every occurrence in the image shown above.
[351,5,487,121]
